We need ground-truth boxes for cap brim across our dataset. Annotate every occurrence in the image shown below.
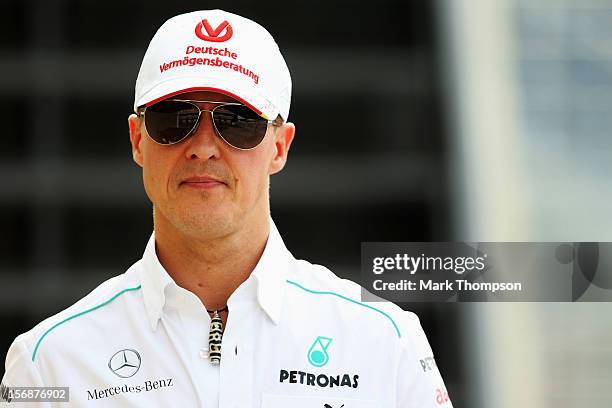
[134,76,277,120]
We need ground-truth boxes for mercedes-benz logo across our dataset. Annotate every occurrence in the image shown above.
[108,349,141,378]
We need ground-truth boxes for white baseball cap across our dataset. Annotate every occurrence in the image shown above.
[134,10,292,121]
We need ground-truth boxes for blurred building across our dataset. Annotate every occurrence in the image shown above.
[439,0,612,407]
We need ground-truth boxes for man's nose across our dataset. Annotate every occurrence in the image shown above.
[184,110,222,160]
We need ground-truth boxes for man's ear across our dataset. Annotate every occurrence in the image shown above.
[269,122,295,175]
[128,114,144,167]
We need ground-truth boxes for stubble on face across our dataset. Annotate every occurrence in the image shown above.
[145,140,272,245]
[151,156,241,241]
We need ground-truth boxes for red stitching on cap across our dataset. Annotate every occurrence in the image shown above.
[144,86,263,117]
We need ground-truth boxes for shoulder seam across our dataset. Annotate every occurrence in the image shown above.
[285,279,401,338]
[31,284,142,362]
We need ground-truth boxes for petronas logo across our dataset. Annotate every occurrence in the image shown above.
[307,336,332,367]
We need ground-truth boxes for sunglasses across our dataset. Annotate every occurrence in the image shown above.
[137,99,282,150]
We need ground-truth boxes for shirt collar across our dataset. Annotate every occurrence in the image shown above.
[249,217,290,325]
[138,216,291,331]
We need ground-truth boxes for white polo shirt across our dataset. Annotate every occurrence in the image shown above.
[2,218,453,407]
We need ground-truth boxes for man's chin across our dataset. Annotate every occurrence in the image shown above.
[176,211,236,238]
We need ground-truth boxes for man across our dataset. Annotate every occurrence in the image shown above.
[1,9,452,407]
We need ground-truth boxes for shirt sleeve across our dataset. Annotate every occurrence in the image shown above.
[396,313,453,408]
[1,335,51,408]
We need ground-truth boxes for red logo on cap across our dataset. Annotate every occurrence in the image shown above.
[195,19,233,42]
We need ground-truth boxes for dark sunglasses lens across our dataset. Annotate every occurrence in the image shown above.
[213,105,268,149]
[145,101,199,144]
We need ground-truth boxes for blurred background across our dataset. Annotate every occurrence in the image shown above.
[1,0,612,407]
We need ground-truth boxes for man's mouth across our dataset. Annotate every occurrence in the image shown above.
[180,175,226,189]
